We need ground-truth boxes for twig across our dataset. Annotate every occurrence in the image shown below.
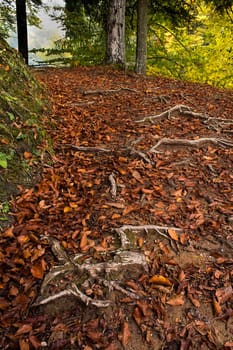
[109,172,117,198]
[150,137,233,153]
[70,145,111,153]
[83,87,137,95]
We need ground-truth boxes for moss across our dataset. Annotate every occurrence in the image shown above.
[0,38,51,229]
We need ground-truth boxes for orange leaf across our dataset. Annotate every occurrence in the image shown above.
[167,295,184,306]
[111,213,121,219]
[63,206,72,213]
[149,275,172,286]
[23,151,32,159]
[117,167,127,175]
[168,229,179,241]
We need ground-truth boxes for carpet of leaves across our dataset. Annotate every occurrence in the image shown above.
[0,67,233,350]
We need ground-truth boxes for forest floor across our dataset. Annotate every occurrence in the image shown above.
[0,67,233,350]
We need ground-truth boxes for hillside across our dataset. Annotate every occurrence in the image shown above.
[0,38,48,226]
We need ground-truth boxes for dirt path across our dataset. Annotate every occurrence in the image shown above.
[0,67,233,349]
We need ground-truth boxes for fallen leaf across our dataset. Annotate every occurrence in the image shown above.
[121,321,131,346]
[19,339,30,350]
[216,285,232,304]
[168,228,179,241]
[149,275,172,286]
[31,258,46,279]
[167,294,184,306]
[23,151,32,159]
[15,324,32,336]
[213,296,222,315]
[63,206,72,213]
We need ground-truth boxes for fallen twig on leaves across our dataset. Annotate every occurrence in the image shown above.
[70,145,111,153]
[109,172,117,198]
[82,87,137,95]
[150,137,233,153]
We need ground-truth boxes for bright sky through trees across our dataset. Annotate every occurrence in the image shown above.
[8,0,64,63]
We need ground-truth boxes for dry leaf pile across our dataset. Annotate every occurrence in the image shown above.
[0,67,232,349]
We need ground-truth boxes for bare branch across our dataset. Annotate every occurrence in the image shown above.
[70,145,111,153]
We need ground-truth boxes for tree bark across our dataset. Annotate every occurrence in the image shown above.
[16,0,28,64]
[105,0,126,65]
[135,0,148,74]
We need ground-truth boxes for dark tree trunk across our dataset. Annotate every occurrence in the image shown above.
[105,0,126,65]
[135,0,148,74]
[16,0,28,64]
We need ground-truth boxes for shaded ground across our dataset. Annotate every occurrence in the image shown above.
[0,67,233,349]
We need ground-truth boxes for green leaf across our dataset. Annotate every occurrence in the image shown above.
[0,153,8,168]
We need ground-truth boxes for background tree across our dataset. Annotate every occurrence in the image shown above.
[135,0,148,74]
[105,0,126,65]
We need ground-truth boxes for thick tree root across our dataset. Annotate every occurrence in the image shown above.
[136,104,233,133]
[150,137,233,152]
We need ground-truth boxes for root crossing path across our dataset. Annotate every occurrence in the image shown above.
[1,67,233,350]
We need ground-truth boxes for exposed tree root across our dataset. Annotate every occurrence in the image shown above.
[136,105,233,132]
[150,137,233,153]
[35,235,149,308]
[36,224,182,307]
[114,224,183,249]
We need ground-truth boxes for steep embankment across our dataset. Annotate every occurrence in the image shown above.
[0,38,49,227]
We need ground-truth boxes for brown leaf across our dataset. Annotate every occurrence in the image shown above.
[213,296,222,315]
[167,294,184,306]
[0,297,10,310]
[216,285,232,304]
[29,335,42,349]
[15,324,32,336]
[19,339,30,350]
[31,258,46,279]
[131,170,142,182]
[133,306,142,325]
[121,321,131,346]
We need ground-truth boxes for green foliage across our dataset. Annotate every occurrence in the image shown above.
[147,4,233,88]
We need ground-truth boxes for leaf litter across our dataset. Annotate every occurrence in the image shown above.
[0,66,233,349]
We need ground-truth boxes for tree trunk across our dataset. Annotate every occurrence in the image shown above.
[105,0,126,65]
[135,0,148,74]
[16,0,28,64]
